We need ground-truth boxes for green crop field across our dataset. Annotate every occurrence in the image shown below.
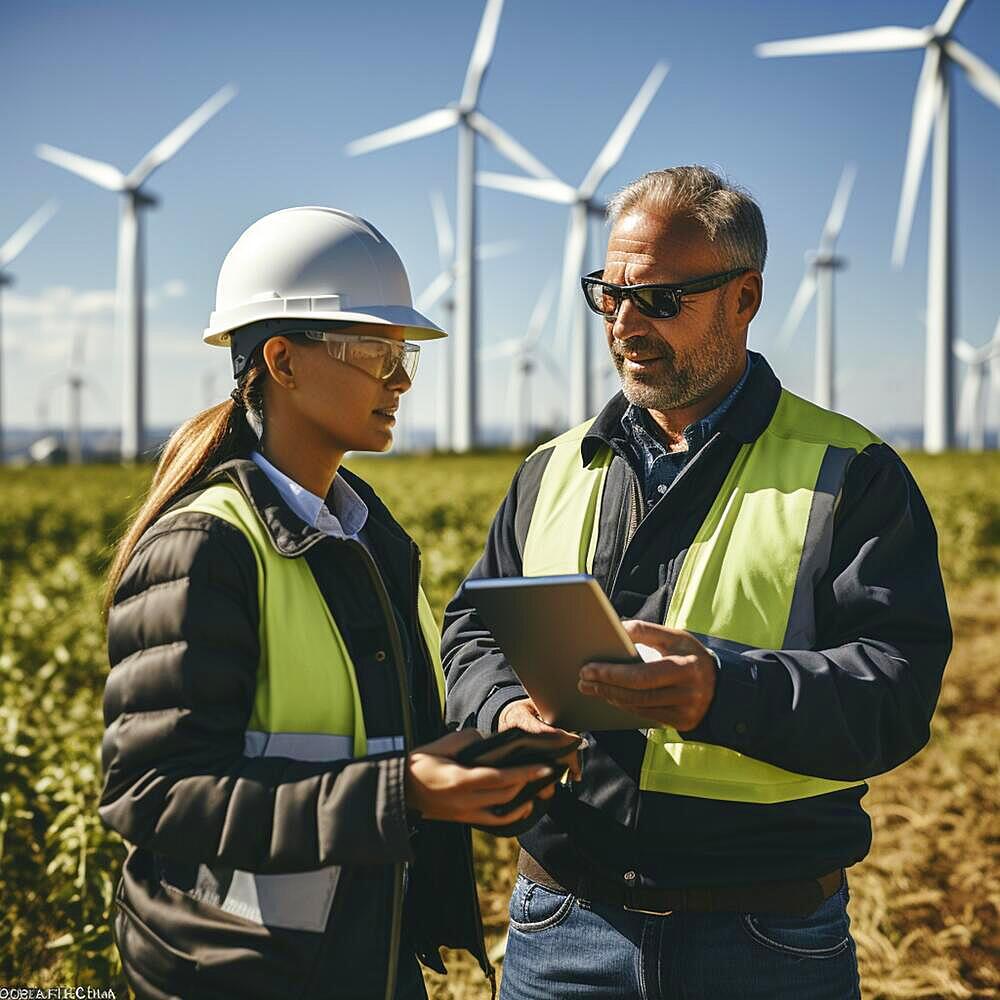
[1,451,997,998]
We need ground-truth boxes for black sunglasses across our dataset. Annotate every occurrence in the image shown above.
[581,267,750,320]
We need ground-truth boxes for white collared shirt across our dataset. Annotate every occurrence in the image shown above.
[250,451,370,547]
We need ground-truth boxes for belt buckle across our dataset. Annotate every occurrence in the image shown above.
[621,873,674,916]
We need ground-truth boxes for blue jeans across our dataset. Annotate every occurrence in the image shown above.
[499,873,862,1000]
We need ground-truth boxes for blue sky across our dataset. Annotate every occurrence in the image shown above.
[2,0,998,444]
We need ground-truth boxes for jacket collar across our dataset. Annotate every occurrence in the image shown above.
[581,350,782,465]
[199,457,412,559]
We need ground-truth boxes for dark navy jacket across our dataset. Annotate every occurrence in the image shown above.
[441,353,952,889]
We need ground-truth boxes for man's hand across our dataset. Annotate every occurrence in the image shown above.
[405,730,560,828]
[498,698,583,781]
[577,620,718,731]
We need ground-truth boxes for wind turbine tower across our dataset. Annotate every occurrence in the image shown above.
[757,0,1000,452]
[37,84,237,462]
[480,278,558,447]
[346,0,554,452]
[0,201,58,463]
[954,317,1000,451]
[777,164,856,411]
[479,61,669,426]
[415,191,517,450]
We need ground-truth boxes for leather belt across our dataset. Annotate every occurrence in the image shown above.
[517,850,843,917]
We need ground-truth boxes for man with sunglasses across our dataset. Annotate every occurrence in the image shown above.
[443,166,951,998]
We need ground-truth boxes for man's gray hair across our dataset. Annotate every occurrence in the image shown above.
[606,166,767,272]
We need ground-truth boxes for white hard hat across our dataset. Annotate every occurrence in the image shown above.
[203,206,445,348]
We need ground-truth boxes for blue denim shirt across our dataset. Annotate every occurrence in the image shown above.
[620,353,754,510]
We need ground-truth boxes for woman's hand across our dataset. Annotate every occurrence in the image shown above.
[405,730,559,827]
[498,698,583,781]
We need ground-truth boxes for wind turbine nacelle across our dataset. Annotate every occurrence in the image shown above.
[133,190,159,209]
[805,250,847,270]
[0,272,14,288]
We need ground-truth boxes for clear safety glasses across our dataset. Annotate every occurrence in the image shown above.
[302,330,420,383]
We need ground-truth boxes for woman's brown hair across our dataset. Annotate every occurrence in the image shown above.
[103,362,267,614]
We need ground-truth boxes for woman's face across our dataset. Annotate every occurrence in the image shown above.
[263,323,414,454]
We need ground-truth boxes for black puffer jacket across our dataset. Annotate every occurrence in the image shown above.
[100,457,491,1000]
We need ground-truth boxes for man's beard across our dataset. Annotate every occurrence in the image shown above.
[611,300,741,412]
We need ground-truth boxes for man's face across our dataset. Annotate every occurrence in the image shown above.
[602,209,755,412]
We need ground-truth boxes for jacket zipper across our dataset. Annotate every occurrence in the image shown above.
[409,544,495,996]
[607,432,725,852]
[347,539,412,1000]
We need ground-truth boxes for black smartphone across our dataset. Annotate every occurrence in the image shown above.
[454,728,582,768]
[455,728,583,816]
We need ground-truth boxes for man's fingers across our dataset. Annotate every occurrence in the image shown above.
[580,656,696,689]
[578,680,693,709]
[622,619,691,650]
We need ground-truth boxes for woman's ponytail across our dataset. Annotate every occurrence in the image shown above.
[103,364,266,614]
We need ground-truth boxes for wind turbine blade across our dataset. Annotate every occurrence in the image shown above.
[467,111,556,178]
[475,239,519,261]
[579,61,669,199]
[414,270,455,313]
[526,278,558,347]
[70,329,85,369]
[346,107,460,156]
[477,171,577,204]
[430,190,454,269]
[460,0,505,109]
[480,339,521,361]
[555,209,590,356]
[0,200,58,269]
[127,83,237,187]
[820,163,856,250]
[36,144,126,191]
[945,40,1000,109]
[537,347,564,383]
[777,271,818,347]
[936,0,972,35]
[755,26,929,59]
[893,45,941,268]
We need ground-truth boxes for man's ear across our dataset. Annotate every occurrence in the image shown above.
[262,337,297,389]
[735,271,763,325]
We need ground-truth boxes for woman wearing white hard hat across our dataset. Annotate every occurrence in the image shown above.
[98,207,563,999]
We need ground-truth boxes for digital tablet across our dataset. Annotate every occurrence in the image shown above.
[462,574,659,731]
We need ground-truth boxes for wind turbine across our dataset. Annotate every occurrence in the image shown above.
[37,83,237,462]
[0,201,58,463]
[415,191,518,450]
[36,326,105,464]
[478,61,669,426]
[480,279,558,447]
[346,0,555,453]
[954,317,1000,451]
[776,164,856,411]
[756,0,1000,453]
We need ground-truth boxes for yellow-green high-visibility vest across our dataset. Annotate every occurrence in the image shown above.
[158,482,446,931]
[521,389,881,805]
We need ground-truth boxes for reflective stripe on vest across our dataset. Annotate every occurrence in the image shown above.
[159,482,445,930]
[521,389,881,804]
